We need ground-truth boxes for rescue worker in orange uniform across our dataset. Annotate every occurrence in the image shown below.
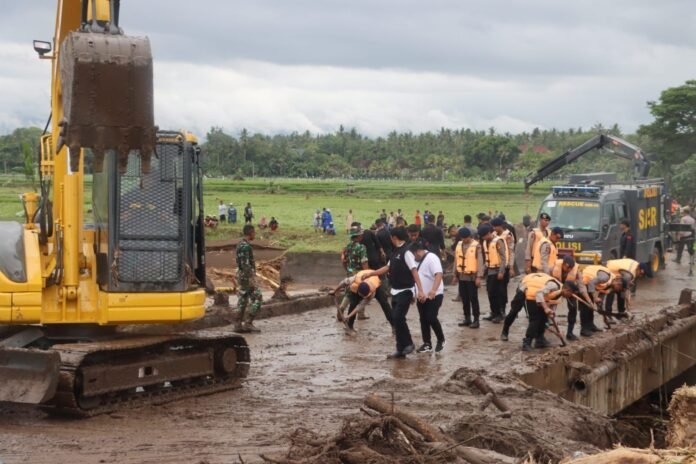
[551,255,591,341]
[525,212,551,273]
[480,224,508,323]
[579,264,621,335]
[330,269,393,332]
[452,227,484,328]
[514,273,577,351]
[604,258,651,318]
[532,226,563,275]
[492,217,515,315]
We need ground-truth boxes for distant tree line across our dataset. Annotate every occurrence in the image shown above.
[202,124,633,181]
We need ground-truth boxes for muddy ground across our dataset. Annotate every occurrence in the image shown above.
[0,260,693,464]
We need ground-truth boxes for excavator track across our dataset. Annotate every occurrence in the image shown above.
[40,330,249,417]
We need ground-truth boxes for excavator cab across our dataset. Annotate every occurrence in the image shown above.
[92,131,206,293]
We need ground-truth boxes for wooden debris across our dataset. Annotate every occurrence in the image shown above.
[470,376,511,414]
[207,253,286,295]
[364,393,447,442]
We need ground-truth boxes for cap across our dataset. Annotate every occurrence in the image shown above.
[410,239,427,251]
[563,280,579,293]
[540,212,551,221]
[498,213,506,221]
[562,255,576,267]
[458,227,472,238]
[477,224,493,237]
[683,206,691,213]
[490,217,504,227]
[639,262,653,278]
[349,226,363,238]
[357,282,371,296]
[551,227,564,238]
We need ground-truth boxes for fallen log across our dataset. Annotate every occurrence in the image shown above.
[470,376,510,413]
[364,393,447,442]
[364,393,514,464]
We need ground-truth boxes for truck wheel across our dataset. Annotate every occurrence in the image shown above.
[650,245,661,275]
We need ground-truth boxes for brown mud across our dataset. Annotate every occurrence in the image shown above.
[0,261,693,463]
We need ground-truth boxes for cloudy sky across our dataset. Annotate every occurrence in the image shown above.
[1,0,695,138]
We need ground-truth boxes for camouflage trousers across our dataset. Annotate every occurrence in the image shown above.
[237,285,263,319]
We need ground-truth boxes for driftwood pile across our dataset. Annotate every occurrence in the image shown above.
[208,254,288,300]
[260,383,517,464]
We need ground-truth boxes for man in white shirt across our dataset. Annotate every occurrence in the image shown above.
[218,200,227,222]
[411,240,445,353]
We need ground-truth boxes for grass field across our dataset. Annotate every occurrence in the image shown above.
[0,176,548,252]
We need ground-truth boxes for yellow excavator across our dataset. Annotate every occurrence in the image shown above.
[0,0,249,416]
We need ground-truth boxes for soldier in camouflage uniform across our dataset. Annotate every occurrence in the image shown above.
[235,224,262,333]
[337,225,369,320]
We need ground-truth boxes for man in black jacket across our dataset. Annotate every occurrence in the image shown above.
[421,214,445,256]
[362,225,383,270]
[619,219,636,259]
[365,227,426,359]
[375,218,393,264]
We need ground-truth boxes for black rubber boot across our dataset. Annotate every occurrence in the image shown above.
[566,323,578,341]
[521,338,533,352]
[469,319,480,329]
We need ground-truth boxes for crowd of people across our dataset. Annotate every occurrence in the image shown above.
[211,201,279,232]
[228,204,691,359]
[324,209,654,358]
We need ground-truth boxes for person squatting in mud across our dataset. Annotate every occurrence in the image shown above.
[411,240,446,353]
[336,225,369,320]
[365,227,426,359]
[234,224,263,333]
[604,258,652,318]
[329,269,393,334]
[514,273,579,352]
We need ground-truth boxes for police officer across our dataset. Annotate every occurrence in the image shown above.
[580,264,619,335]
[453,227,484,329]
[480,224,508,323]
[551,256,591,341]
[525,212,551,273]
[531,226,563,274]
[605,258,651,318]
[517,273,576,351]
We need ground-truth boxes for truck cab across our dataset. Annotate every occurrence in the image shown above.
[538,177,665,273]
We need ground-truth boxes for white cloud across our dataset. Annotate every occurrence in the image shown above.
[1,0,695,138]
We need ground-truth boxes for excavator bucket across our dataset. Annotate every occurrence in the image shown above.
[0,348,60,404]
[59,31,157,173]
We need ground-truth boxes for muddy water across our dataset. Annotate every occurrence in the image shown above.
[0,261,692,464]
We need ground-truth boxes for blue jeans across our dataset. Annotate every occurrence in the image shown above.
[391,290,414,352]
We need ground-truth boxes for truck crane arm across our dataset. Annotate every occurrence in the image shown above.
[524,134,651,191]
